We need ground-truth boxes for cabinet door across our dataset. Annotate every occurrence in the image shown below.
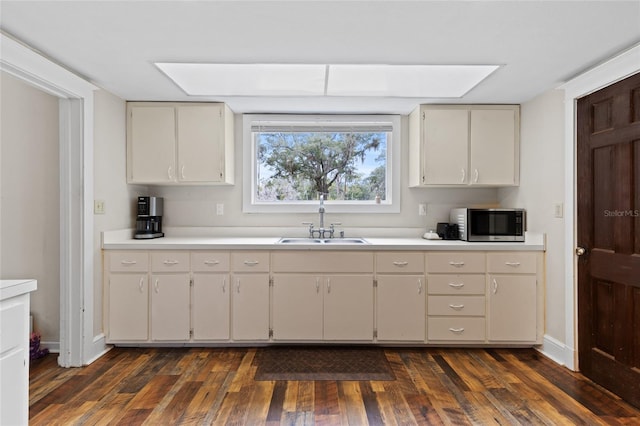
[192,273,230,340]
[108,274,149,341]
[488,274,537,342]
[422,109,469,185]
[177,105,223,182]
[231,274,270,340]
[323,275,374,341]
[376,275,425,341]
[470,108,517,185]
[128,105,176,183]
[272,274,323,340]
[150,274,191,341]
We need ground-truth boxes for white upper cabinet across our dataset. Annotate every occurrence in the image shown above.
[127,102,234,185]
[409,105,520,187]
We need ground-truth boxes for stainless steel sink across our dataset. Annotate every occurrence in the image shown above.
[277,237,368,244]
[322,238,368,244]
[278,238,323,244]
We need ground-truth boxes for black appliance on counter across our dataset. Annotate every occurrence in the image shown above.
[436,222,459,240]
[134,196,164,239]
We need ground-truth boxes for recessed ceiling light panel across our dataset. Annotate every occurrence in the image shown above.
[326,64,500,97]
[156,63,327,96]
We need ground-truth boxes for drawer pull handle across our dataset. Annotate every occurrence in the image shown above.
[138,277,144,293]
[449,327,465,334]
[505,262,521,267]
[492,278,498,294]
[163,260,179,265]
[449,261,465,267]
[393,261,409,267]
[154,279,159,293]
[448,282,465,288]
[204,260,220,266]
[316,277,320,293]
[418,278,423,294]
[327,278,331,294]
[243,260,259,266]
[449,304,465,310]
[121,260,137,265]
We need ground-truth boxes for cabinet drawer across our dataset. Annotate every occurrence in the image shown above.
[428,296,485,316]
[151,252,190,272]
[487,252,537,274]
[109,252,149,272]
[428,318,485,341]
[427,252,485,273]
[191,252,230,272]
[232,252,270,272]
[427,274,485,295]
[376,252,425,273]
[272,251,373,273]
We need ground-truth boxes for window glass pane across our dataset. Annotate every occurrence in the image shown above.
[254,129,388,203]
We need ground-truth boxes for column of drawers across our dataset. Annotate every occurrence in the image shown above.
[426,252,486,342]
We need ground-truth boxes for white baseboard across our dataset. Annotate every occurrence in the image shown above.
[84,333,111,365]
[537,334,577,371]
[41,341,60,353]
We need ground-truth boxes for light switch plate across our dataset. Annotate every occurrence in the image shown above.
[216,203,224,215]
[419,203,427,216]
[94,200,105,214]
[554,203,563,218]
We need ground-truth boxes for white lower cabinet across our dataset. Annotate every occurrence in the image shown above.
[272,274,323,340]
[272,274,374,341]
[488,275,537,342]
[376,275,425,341]
[108,274,149,341]
[231,273,270,340]
[192,273,230,340]
[150,273,191,341]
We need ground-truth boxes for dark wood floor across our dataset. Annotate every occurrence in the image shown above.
[29,347,640,425]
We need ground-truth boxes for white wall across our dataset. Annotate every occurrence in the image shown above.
[153,116,500,234]
[499,89,566,348]
[92,89,146,336]
[0,71,60,343]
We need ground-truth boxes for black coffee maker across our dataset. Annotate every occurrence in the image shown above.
[134,196,164,239]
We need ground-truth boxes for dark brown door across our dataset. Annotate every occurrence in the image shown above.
[577,72,640,408]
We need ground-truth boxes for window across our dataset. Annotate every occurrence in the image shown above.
[243,114,400,213]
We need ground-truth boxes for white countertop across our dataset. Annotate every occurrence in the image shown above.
[0,279,37,301]
[103,229,545,251]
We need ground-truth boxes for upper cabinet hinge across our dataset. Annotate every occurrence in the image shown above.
[269,328,274,338]
[373,279,378,288]
[190,278,194,287]
[189,329,194,338]
[269,277,274,287]
[373,329,378,339]
[422,111,425,120]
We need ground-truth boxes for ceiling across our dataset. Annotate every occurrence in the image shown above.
[1,0,639,114]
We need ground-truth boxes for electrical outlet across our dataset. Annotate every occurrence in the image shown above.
[94,200,105,214]
[216,203,224,215]
[554,203,564,218]
[418,203,427,216]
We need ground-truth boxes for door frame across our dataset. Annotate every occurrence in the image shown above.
[0,33,106,366]
[561,43,640,371]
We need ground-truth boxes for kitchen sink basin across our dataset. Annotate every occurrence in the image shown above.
[277,237,368,244]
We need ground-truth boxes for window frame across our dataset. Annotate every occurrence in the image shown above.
[242,113,401,214]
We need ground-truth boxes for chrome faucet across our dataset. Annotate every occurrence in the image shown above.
[303,194,341,239]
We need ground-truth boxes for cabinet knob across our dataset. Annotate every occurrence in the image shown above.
[576,247,587,256]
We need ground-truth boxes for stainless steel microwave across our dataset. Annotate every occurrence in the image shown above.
[450,208,526,242]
